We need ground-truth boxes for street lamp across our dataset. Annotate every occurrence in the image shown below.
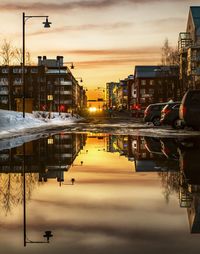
[22,12,51,118]
[65,62,75,69]
[75,77,83,83]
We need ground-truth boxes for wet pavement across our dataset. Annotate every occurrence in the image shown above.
[0,132,200,253]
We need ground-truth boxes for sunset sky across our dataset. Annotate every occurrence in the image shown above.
[0,0,199,95]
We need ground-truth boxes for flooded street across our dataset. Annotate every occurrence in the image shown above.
[0,132,200,254]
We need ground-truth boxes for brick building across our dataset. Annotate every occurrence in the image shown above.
[0,56,87,113]
[133,65,180,110]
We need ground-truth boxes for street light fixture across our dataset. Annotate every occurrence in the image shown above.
[76,77,83,83]
[64,62,75,69]
[22,12,51,118]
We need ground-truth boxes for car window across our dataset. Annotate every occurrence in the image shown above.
[173,104,180,109]
[190,94,200,106]
[152,105,160,110]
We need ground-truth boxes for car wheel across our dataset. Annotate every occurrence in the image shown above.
[192,126,200,131]
[172,119,182,129]
[152,117,160,126]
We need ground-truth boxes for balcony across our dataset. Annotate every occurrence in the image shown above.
[0,90,8,95]
[187,67,200,76]
[55,81,72,86]
[54,91,72,95]
[13,81,22,86]
[0,99,8,104]
[54,100,72,104]
[0,81,8,86]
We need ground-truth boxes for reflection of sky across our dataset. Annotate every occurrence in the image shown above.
[0,136,200,253]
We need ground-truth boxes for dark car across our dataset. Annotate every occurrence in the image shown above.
[144,102,170,126]
[179,90,200,130]
[160,102,182,129]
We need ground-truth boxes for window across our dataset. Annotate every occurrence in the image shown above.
[140,98,146,103]
[0,78,8,84]
[149,89,154,94]
[31,68,38,73]
[2,68,8,73]
[140,89,145,95]
[149,80,154,85]
[13,68,22,73]
[141,80,146,86]
[190,94,200,105]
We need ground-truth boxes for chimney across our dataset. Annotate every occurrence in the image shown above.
[38,56,42,66]
[60,56,64,66]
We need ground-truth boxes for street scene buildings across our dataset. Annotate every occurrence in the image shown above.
[106,7,200,114]
[0,56,87,113]
[1,3,200,254]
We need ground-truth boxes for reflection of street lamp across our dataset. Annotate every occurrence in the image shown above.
[22,143,53,247]
[22,12,51,118]
[25,231,53,245]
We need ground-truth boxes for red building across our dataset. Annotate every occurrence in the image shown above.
[133,65,180,111]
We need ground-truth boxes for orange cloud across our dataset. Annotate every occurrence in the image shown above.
[27,22,134,36]
[0,0,194,12]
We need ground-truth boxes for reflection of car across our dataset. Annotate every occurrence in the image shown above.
[179,138,200,185]
[179,90,200,130]
[144,102,169,126]
[160,102,182,129]
[144,137,162,155]
[144,137,179,171]
[160,138,179,160]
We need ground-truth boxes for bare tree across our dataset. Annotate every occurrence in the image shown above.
[161,38,179,66]
[0,39,33,66]
[13,48,33,65]
[0,39,15,65]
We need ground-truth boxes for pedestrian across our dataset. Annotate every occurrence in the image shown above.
[71,178,75,185]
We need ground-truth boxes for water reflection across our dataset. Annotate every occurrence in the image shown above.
[0,133,200,251]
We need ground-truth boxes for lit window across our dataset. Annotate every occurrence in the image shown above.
[141,80,146,86]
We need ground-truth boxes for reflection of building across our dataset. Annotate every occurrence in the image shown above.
[0,133,87,182]
[178,138,200,233]
[0,56,87,112]
[107,135,164,172]
[108,135,180,172]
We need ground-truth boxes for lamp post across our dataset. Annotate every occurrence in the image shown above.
[22,12,51,118]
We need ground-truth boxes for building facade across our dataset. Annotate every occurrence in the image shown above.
[0,56,87,113]
[133,65,180,110]
[178,6,200,94]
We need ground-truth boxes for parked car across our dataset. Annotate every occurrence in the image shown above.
[160,102,183,129]
[144,102,170,126]
[179,90,200,130]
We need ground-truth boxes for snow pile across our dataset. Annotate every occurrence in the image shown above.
[0,110,82,138]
